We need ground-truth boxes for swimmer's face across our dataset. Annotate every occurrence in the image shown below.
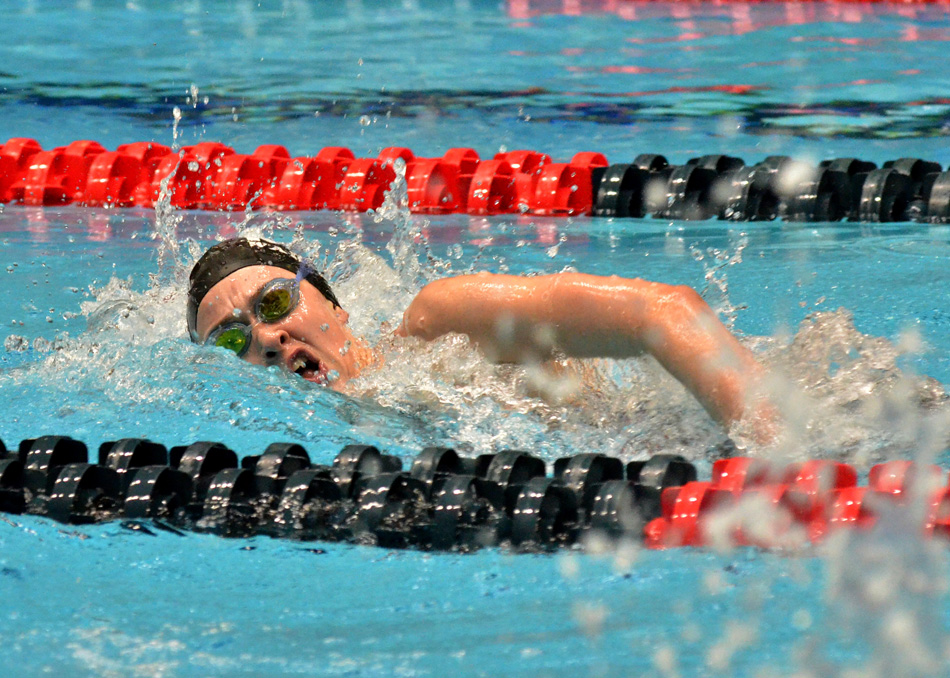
[195,265,362,389]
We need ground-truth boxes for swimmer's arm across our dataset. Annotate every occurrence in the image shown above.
[397,272,772,430]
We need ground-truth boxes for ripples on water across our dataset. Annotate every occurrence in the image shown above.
[4,1,950,164]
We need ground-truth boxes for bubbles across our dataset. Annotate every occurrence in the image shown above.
[4,335,28,352]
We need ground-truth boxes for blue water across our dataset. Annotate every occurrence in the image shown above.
[3,2,950,677]
[3,0,950,164]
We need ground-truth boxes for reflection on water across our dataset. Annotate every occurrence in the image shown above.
[4,0,950,147]
[508,0,950,28]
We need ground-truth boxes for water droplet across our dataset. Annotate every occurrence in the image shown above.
[171,106,182,147]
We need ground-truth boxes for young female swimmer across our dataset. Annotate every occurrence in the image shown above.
[187,238,775,438]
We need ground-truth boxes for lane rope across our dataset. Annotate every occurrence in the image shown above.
[2,139,949,223]
[1,435,948,551]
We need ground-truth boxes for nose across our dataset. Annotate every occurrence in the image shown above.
[254,324,290,364]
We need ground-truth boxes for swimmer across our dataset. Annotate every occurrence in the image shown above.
[188,238,776,438]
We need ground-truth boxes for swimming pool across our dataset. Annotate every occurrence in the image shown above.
[2,1,950,676]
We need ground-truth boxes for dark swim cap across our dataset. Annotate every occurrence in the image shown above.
[187,238,340,341]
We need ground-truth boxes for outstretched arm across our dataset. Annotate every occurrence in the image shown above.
[397,272,773,432]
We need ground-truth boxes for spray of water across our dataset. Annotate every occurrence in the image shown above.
[689,232,749,332]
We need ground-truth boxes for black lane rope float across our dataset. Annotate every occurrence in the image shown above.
[2,138,950,222]
[3,435,950,552]
[0,434,695,551]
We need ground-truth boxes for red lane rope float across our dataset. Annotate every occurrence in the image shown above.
[5,138,950,223]
[644,457,950,550]
[0,138,604,217]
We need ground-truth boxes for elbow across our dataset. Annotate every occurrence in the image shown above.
[642,283,723,356]
[664,284,713,321]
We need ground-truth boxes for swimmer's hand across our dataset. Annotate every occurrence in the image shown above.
[398,272,778,441]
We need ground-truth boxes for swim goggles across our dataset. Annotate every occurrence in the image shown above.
[204,278,300,357]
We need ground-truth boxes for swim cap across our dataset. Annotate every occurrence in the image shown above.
[187,238,340,341]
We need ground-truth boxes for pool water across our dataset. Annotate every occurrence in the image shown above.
[2,1,950,676]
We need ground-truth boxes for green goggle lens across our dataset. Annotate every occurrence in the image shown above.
[258,286,294,322]
[213,326,250,355]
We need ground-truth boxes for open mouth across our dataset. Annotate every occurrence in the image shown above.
[290,353,326,385]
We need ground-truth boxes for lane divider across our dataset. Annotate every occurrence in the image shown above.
[0,435,947,552]
[2,138,949,222]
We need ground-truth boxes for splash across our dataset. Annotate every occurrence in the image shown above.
[150,165,187,291]
[812,504,950,678]
[3,158,948,472]
[689,232,749,331]
[754,309,950,465]
[371,157,450,289]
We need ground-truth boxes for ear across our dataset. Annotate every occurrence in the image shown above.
[334,305,350,325]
